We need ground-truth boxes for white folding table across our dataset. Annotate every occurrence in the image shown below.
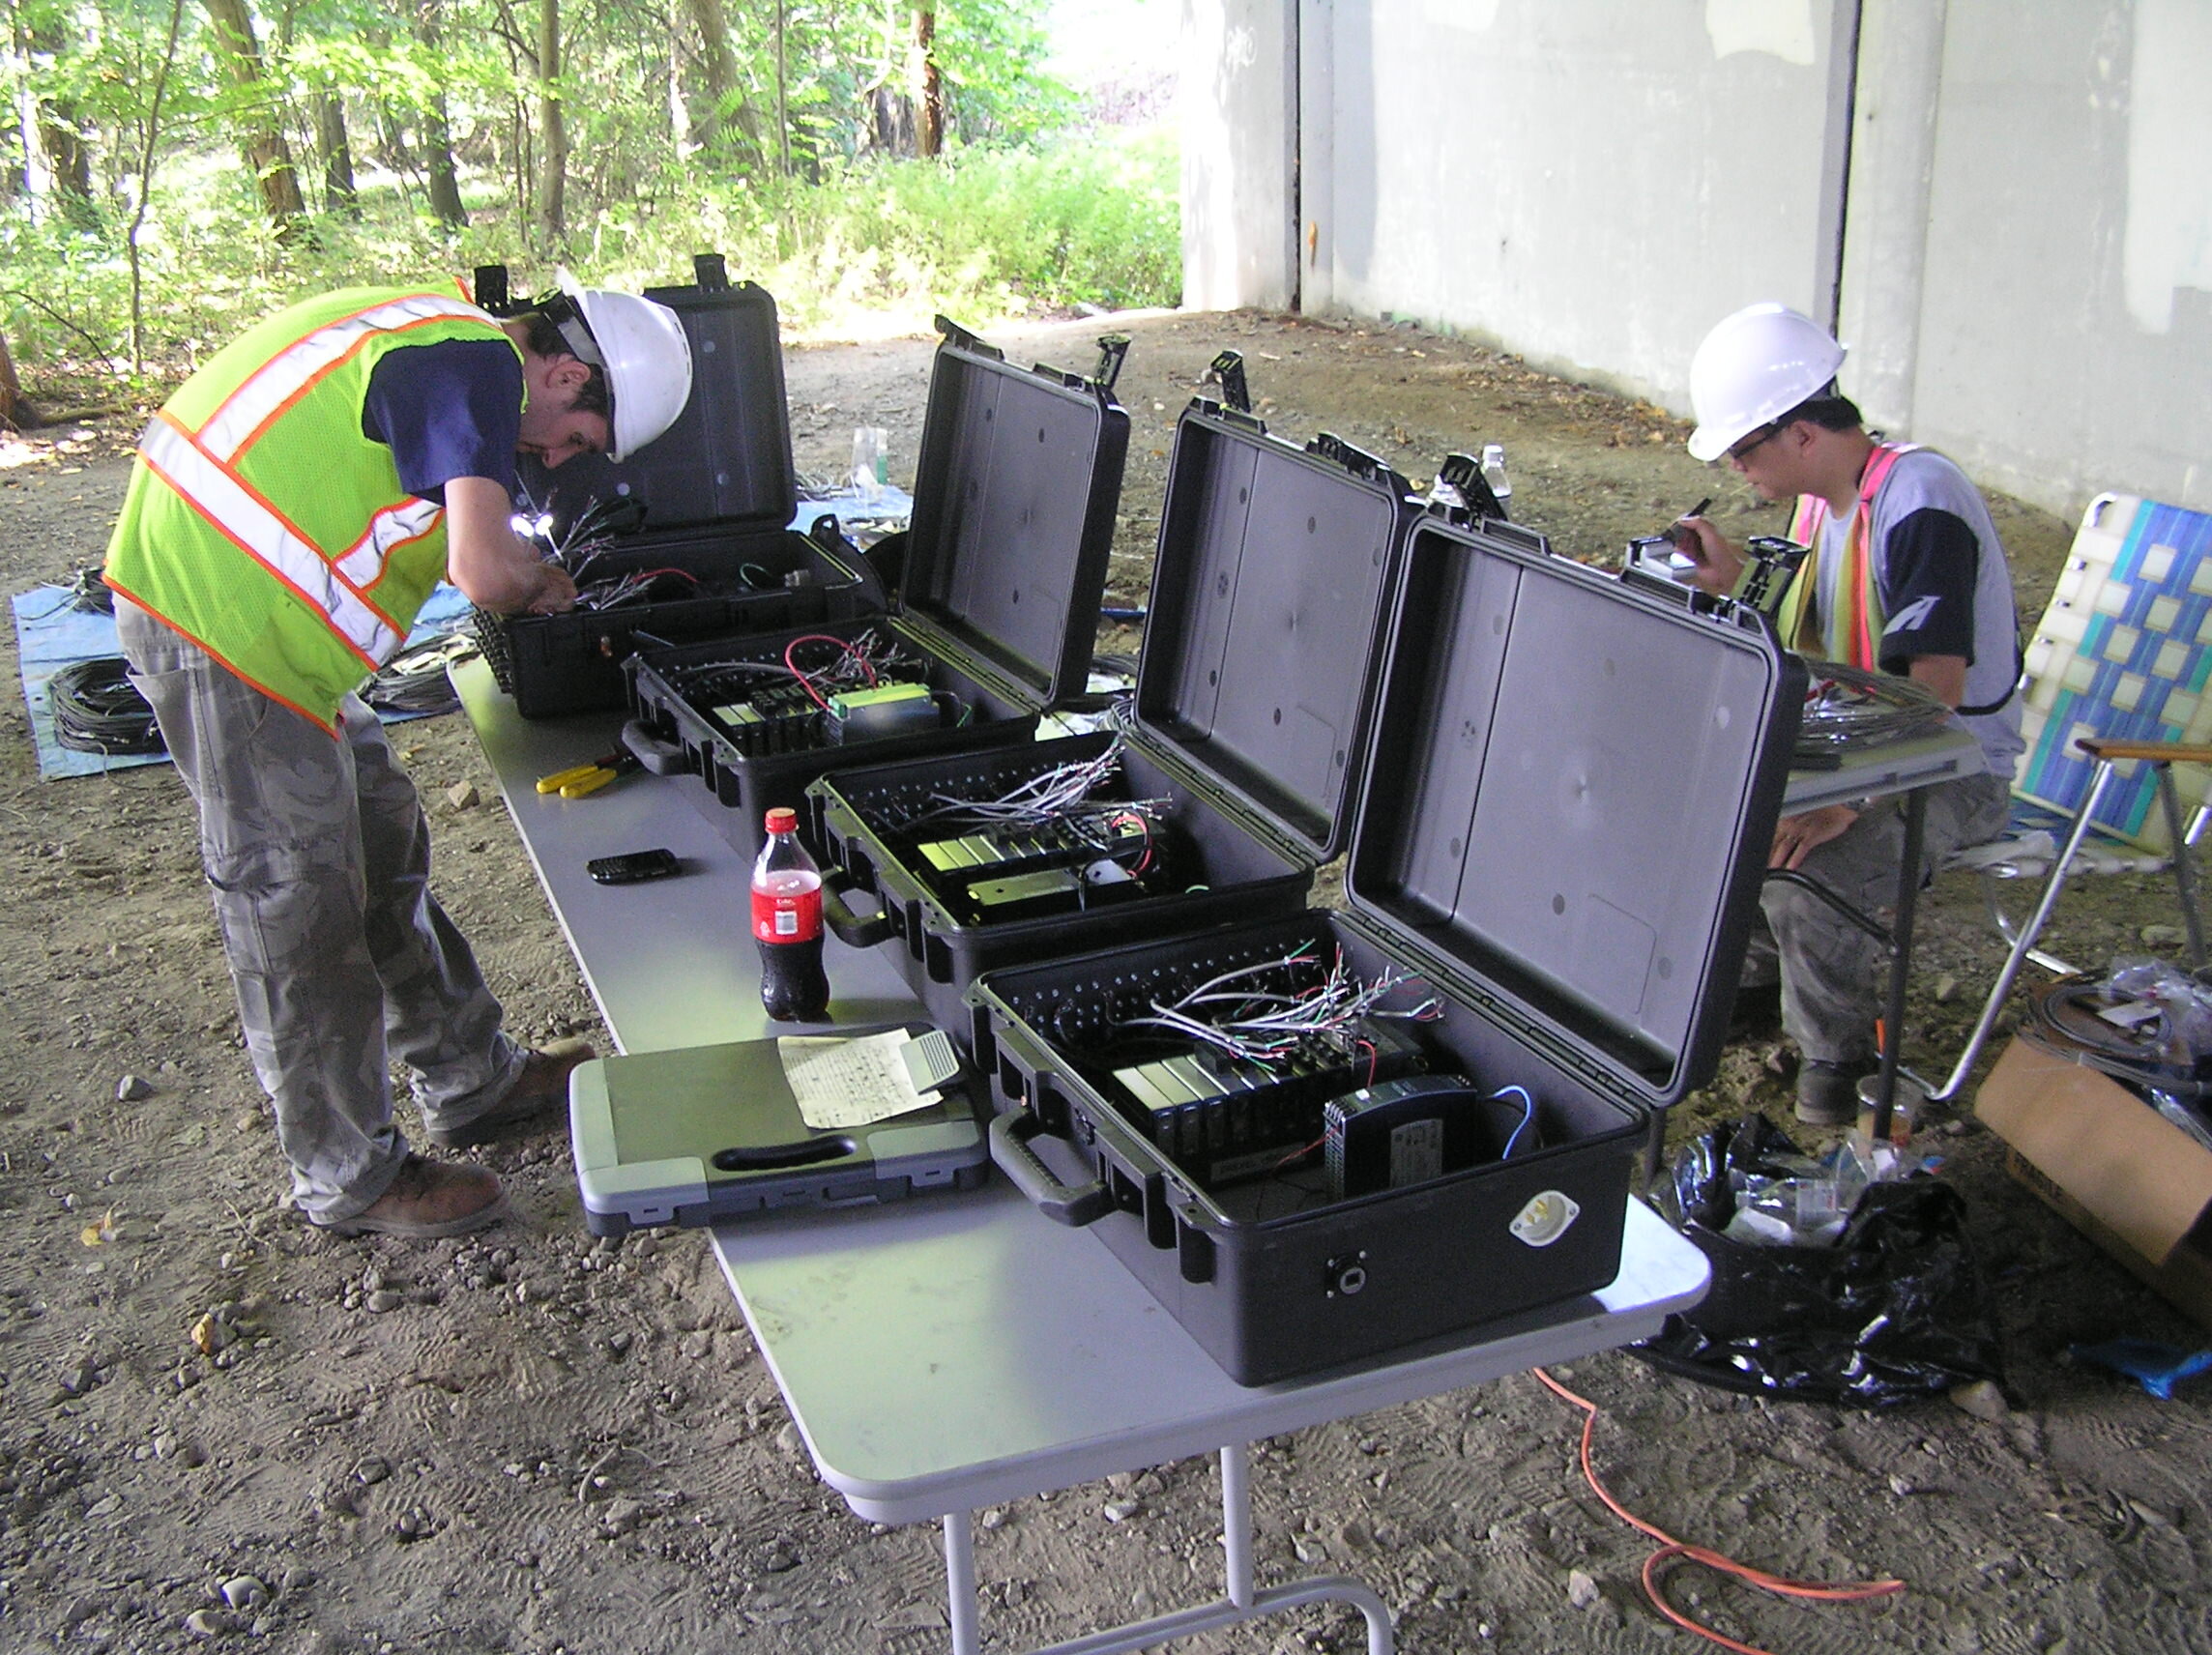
[456,658,1709,1654]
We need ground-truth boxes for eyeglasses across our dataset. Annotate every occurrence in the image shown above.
[1722,423,1784,466]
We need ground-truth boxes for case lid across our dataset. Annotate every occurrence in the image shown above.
[894,318,1130,708]
[1132,397,1417,862]
[517,255,798,538]
[1347,509,1805,1112]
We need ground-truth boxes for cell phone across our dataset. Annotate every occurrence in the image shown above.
[586,848,681,885]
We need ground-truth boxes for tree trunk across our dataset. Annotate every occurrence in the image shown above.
[200,0,307,240]
[535,0,564,242]
[683,0,758,166]
[315,93,358,218]
[772,0,788,176]
[913,9,941,159]
[25,16,95,224]
[412,0,468,228]
[0,322,23,429]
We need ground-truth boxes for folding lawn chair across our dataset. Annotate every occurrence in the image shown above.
[1936,493,2212,1099]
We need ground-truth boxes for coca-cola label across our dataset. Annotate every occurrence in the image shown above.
[752,884,823,944]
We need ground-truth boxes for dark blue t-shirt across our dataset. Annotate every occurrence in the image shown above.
[360,337,523,502]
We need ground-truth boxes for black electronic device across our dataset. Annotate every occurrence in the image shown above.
[586,848,681,885]
[474,256,881,717]
[1105,1020,1430,1189]
[972,499,1806,1384]
[628,315,1130,862]
[811,388,1418,1050]
[1324,1074,1522,1200]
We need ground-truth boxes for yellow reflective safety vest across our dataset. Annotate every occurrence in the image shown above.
[103,282,520,731]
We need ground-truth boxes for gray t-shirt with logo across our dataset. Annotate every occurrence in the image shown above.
[1810,447,2023,780]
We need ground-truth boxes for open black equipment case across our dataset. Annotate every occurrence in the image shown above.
[968,495,1807,1384]
[626,317,1131,861]
[806,384,1418,1052]
[474,255,879,717]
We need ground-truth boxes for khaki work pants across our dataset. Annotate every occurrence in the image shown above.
[118,602,524,1223]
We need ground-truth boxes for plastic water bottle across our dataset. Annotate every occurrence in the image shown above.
[1480,444,1512,519]
[752,807,830,1022]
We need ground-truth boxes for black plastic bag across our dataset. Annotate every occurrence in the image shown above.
[1634,1115,2004,1406]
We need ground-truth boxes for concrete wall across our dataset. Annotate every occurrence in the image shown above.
[1184,0,2212,518]
[1180,0,1299,312]
[1295,0,1857,408]
[1865,0,2212,513]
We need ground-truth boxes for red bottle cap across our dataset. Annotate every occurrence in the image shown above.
[764,807,799,833]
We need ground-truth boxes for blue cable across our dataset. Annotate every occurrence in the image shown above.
[1493,1085,1536,1157]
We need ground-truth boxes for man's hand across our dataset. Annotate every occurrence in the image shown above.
[1769,803,1860,870]
[1672,515,1745,597]
[444,476,580,616]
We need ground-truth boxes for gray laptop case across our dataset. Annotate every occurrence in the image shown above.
[568,1023,988,1234]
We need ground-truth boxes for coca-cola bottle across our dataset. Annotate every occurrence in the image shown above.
[751,807,830,1022]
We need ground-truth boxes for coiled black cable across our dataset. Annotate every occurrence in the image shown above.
[47,657,164,756]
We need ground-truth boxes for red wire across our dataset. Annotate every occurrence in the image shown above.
[630,567,699,583]
[1531,1367,1904,1654]
[782,633,879,712]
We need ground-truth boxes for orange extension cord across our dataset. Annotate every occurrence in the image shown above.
[1532,1368,1905,1654]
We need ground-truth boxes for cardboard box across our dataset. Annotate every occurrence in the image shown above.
[1975,1034,2212,1331]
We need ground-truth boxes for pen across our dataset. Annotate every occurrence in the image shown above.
[1667,498,1713,550]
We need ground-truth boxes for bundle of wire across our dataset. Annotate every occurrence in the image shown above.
[904,737,1167,833]
[2025,976,2212,1100]
[667,628,926,711]
[1794,660,1954,760]
[47,657,164,756]
[577,567,704,611]
[1118,944,1442,1065]
[365,632,479,717]
[24,566,115,621]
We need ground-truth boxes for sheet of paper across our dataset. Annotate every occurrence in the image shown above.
[778,1031,935,1130]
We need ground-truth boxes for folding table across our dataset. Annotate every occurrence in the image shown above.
[455,656,1715,1653]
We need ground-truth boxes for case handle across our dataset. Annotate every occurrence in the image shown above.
[1309,431,1398,488]
[989,1112,1113,1227]
[821,870,899,949]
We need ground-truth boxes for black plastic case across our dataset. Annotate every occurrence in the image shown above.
[968,506,1806,1384]
[626,318,1130,860]
[806,396,1417,1051]
[476,256,878,717]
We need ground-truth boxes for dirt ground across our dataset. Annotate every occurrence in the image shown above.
[3,308,2211,1655]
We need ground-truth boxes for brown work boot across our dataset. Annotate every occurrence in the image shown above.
[422,1036,598,1150]
[318,1154,509,1238]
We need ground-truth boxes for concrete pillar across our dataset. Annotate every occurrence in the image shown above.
[1834,0,1949,435]
[1179,0,1298,311]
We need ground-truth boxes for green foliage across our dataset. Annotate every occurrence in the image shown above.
[0,0,1179,398]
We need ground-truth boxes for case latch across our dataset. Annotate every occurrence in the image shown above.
[473,265,517,316]
[1091,333,1130,392]
[1309,431,1392,487]
[1734,535,1810,619]
[1205,350,1252,413]
[691,251,730,291]
[1424,450,1510,524]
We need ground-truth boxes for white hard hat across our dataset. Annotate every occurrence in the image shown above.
[554,272,695,462]
[1685,303,1847,462]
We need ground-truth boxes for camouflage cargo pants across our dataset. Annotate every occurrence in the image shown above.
[1747,769,2012,1068]
[118,602,525,1223]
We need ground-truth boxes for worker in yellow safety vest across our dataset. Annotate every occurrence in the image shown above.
[104,275,693,1236]
[1671,303,2021,1128]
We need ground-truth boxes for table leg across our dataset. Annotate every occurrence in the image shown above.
[1221,1443,1252,1609]
[944,1509,979,1655]
[1869,785,1927,1142]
